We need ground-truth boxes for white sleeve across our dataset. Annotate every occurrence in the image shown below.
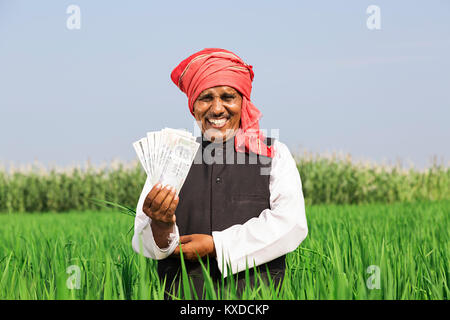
[131,177,180,260]
[212,140,308,276]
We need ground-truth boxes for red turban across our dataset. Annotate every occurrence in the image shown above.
[170,48,274,158]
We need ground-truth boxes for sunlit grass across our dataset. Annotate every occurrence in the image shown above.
[1,200,448,299]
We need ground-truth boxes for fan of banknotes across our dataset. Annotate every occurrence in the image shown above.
[133,128,200,195]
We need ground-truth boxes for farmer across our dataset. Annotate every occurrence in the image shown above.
[132,48,308,298]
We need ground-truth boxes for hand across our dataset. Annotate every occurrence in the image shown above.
[142,182,179,248]
[143,182,178,227]
[172,234,216,261]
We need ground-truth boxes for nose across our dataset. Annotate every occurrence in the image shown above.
[210,97,226,116]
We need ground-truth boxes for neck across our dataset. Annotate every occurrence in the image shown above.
[200,134,235,149]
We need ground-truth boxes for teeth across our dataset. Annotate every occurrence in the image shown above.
[209,118,227,125]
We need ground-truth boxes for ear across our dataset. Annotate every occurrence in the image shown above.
[192,107,200,121]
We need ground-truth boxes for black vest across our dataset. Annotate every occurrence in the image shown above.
[157,135,286,288]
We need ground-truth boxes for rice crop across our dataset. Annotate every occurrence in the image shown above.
[1,200,448,299]
[0,151,448,213]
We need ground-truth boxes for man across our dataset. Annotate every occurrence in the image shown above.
[132,48,308,298]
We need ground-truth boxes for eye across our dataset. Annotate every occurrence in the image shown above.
[222,94,235,101]
[199,95,212,101]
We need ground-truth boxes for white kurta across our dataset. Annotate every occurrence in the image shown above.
[131,139,308,276]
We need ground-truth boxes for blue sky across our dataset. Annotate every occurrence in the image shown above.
[0,0,449,169]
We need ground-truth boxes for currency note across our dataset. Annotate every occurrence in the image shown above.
[133,128,199,193]
[159,136,200,194]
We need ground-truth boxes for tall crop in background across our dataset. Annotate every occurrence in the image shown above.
[0,152,448,213]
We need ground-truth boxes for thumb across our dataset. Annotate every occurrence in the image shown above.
[179,235,193,244]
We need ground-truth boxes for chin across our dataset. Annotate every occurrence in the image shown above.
[203,131,230,143]
[202,124,239,142]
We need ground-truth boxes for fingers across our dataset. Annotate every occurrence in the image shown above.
[159,187,176,214]
[179,235,193,244]
[166,195,179,223]
[142,183,180,226]
[172,235,191,256]
[172,237,193,258]
[171,245,194,261]
[174,235,212,261]
[143,182,162,210]
[176,244,196,261]
[150,185,173,212]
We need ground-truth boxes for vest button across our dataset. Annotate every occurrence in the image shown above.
[216,177,222,183]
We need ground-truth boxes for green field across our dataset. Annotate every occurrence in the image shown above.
[1,200,448,300]
[1,157,448,213]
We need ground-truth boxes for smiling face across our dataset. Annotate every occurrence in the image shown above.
[193,85,242,143]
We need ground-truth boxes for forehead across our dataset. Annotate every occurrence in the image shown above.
[200,86,240,95]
